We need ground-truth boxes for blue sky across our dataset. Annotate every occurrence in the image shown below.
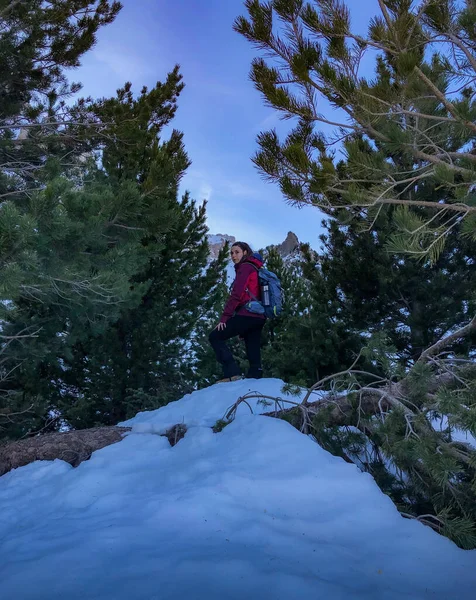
[74,0,380,249]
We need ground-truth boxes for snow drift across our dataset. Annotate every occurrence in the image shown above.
[1,378,475,599]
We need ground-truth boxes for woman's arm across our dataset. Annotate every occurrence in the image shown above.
[220,263,254,323]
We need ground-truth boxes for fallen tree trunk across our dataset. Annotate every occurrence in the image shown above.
[0,426,131,477]
[0,391,370,479]
[0,422,190,478]
[1,362,471,479]
[236,389,392,428]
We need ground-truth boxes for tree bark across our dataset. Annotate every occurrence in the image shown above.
[262,390,391,427]
[0,422,190,478]
[0,426,131,477]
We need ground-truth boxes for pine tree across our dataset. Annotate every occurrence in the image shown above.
[0,163,176,438]
[0,0,124,439]
[191,243,231,389]
[234,0,476,259]
[260,245,363,386]
[236,0,476,547]
[1,5,228,437]
[56,196,225,427]
[320,217,476,366]
[0,0,122,198]
[44,81,229,427]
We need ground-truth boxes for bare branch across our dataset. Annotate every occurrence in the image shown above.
[414,66,476,135]
[0,0,23,18]
[418,316,476,364]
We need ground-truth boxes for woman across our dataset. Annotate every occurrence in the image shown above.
[209,241,266,382]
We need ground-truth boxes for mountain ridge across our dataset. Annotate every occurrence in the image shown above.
[207,230,301,261]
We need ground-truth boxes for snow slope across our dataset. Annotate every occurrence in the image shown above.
[1,378,475,600]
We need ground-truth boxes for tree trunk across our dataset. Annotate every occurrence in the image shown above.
[0,426,131,477]
[0,422,189,478]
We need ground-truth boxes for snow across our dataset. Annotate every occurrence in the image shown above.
[207,234,227,245]
[120,377,301,432]
[1,378,476,600]
[207,233,236,246]
[431,415,476,449]
[225,258,236,283]
[452,428,476,447]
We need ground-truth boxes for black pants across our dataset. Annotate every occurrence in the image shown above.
[209,315,265,378]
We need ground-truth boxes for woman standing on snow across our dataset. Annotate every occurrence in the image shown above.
[209,241,266,383]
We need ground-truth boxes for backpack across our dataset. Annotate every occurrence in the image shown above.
[246,263,283,319]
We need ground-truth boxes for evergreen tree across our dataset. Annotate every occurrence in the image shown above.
[58,196,228,427]
[235,0,476,259]
[320,217,476,366]
[46,81,229,427]
[1,4,228,437]
[191,243,232,389]
[0,0,124,438]
[0,0,122,198]
[0,161,177,438]
[236,0,476,547]
[261,245,362,386]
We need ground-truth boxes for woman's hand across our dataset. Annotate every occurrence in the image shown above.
[216,321,227,331]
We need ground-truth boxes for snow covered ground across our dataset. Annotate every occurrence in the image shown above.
[1,378,475,600]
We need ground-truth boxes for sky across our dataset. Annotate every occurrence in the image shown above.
[73,0,381,249]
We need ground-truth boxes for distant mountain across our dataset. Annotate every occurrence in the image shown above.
[206,231,301,261]
[207,234,236,261]
[206,231,305,283]
[275,231,300,258]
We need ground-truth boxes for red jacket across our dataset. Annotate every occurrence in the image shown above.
[221,255,266,323]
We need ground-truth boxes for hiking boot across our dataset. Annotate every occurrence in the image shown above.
[217,375,242,384]
[246,368,263,379]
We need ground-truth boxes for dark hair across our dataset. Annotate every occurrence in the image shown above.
[231,241,253,256]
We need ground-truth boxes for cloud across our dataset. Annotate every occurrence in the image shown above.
[93,44,153,82]
[199,183,213,201]
[186,168,258,199]
[205,211,274,249]
[182,175,267,242]
[256,111,280,131]
[225,180,258,198]
[182,166,324,249]
[182,170,213,202]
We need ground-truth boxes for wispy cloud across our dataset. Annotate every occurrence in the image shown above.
[205,211,275,249]
[184,168,265,206]
[93,43,154,82]
[183,170,213,202]
[256,111,280,131]
[226,180,258,197]
[199,183,213,201]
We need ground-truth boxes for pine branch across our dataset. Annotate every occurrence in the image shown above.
[404,0,433,49]
[0,0,24,18]
[417,316,476,364]
[326,194,475,215]
[377,0,395,34]
[414,66,476,135]
[300,349,364,404]
[448,33,476,75]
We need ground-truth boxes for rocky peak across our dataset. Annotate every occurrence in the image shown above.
[207,233,236,260]
[276,231,300,257]
[207,231,301,262]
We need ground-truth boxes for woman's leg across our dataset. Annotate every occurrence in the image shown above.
[208,317,243,378]
[243,319,265,378]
